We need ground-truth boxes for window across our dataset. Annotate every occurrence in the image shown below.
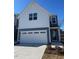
[50,16,57,24]
[34,32,39,34]
[29,14,32,20]
[28,32,32,34]
[22,32,27,34]
[40,32,46,33]
[34,13,37,20]
[52,18,56,23]
[29,13,37,20]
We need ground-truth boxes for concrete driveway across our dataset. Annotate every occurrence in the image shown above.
[14,44,46,59]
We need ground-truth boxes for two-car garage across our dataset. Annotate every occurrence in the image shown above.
[19,29,48,44]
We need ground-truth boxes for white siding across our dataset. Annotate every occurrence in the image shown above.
[18,3,50,29]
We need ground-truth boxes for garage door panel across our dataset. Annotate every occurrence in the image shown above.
[20,30,48,44]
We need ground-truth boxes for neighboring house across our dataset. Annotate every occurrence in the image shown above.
[14,14,19,43]
[17,1,61,44]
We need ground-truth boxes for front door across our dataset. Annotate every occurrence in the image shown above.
[50,29,59,42]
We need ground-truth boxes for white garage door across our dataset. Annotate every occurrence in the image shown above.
[20,30,48,44]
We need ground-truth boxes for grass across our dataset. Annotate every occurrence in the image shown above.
[42,45,64,59]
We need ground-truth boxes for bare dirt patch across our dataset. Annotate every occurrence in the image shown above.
[42,46,64,59]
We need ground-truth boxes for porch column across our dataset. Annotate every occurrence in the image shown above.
[58,28,61,41]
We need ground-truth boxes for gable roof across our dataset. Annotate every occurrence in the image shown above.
[19,0,55,18]
[28,1,52,15]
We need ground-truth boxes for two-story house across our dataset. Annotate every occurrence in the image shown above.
[17,1,60,44]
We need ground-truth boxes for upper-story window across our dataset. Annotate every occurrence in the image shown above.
[34,13,37,20]
[29,13,37,20]
[52,17,56,23]
[29,14,32,20]
[51,16,57,24]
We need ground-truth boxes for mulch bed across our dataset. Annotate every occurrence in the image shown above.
[42,46,64,59]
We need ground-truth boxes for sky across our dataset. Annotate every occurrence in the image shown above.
[14,0,64,30]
